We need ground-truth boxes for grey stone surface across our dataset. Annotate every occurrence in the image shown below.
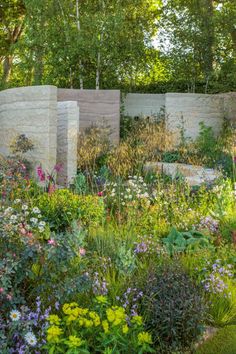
[123,93,165,118]
[144,162,221,186]
[58,89,120,145]
[0,85,58,173]
[165,93,224,140]
[57,101,79,186]
[218,92,236,124]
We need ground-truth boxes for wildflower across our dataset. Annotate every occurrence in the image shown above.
[66,335,84,348]
[7,294,13,301]
[47,325,63,343]
[96,295,108,304]
[22,204,28,211]
[10,309,21,321]
[131,315,143,326]
[98,191,103,197]
[37,166,45,182]
[102,320,109,333]
[38,226,44,233]
[122,324,129,334]
[30,217,38,224]
[106,306,126,326]
[32,207,40,214]
[38,221,46,227]
[89,311,100,326]
[137,331,152,346]
[48,239,56,246]
[48,314,61,325]
[0,287,4,293]
[10,215,17,221]
[25,332,37,346]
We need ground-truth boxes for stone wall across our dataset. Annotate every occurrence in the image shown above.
[58,89,120,144]
[165,93,224,139]
[124,92,236,140]
[218,92,236,124]
[57,101,79,185]
[0,85,57,172]
[123,93,165,118]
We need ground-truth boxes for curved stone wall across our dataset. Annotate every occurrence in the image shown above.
[0,85,58,172]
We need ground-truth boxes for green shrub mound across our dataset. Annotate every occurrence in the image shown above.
[36,189,104,231]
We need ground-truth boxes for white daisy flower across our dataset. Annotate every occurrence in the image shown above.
[30,217,38,224]
[10,309,21,321]
[10,215,17,221]
[32,207,40,214]
[25,332,37,346]
[22,205,28,211]
[14,199,21,204]
[38,226,44,233]
[4,207,13,214]
[38,221,46,227]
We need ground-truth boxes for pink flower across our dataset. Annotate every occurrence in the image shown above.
[48,239,56,246]
[79,248,86,256]
[7,294,12,301]
[20,228,26,235]
[37,166,46,182]
[0,288,4,293]
[54,163,63,173]
[97,191,103,197]
[27,232,33,237]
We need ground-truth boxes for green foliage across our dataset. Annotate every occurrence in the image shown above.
[44,298,154,354]
[36,189,81,232]
[36,190,104,231]
[162,227,211,255]
[76,195,105,227]
[196,325,236,354]
[143,261,206,353]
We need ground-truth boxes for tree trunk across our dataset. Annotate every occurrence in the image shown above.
[76,0,83,89]
[33,48,44,85]
[2,56,13,83]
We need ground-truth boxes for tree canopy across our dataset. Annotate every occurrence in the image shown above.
[0,0,235,92]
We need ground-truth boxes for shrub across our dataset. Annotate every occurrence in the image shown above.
[143,261,206,353]
[36,190,104,231]
[36,189,81,231]
[77,195,105,227]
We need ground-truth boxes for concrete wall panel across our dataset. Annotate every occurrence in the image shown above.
[57,101,79,186]
[0,85,57,172]
[58,89,120,144]
[165,93,224,140]
[123,93,165,118]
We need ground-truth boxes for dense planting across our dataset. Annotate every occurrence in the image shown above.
[0,118,236,353]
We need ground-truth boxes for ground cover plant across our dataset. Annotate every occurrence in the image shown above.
[0,118,236,353]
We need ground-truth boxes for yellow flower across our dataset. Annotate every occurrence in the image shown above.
[89,311,101,326]
[47,314,61,325]
[96,295,108,304]
[102,320,109,333]
[122,324,129,334]
[106,306,126,326]
[131,315,143,326]
[62,302,78,315]
[47,326,63,343]
[84,319,93,328]
[137,331,152,346]
[66,335,84,348]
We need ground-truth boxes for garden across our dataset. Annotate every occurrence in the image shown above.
[0,115,236,354]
